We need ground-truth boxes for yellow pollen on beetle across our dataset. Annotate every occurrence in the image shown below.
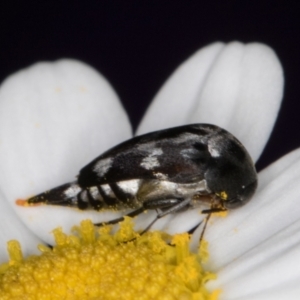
[0,218,221,300]
[219,191,228,200]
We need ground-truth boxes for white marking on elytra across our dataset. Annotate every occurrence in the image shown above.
[101,184,115,197]
[208,144,220,157]
[117,179,141,195]
[173,133,199,144]
[88,186,102,200]
[137,141,157,152]
[140,148,163,170]
[141,156,160,170]
[63,184,82,198]
[208,135,225,158]
[180,148,198,159]
[93,157,113,177]
[153,172,168,180]
[80,190,89,203]
[150,148,163,156]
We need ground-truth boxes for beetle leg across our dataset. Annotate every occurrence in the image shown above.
[201,207,227,214]
[95,197,191,236]
[139,197,192,235]
[94,206,145,226]
[199,213,212,242]
[199,202,227,241]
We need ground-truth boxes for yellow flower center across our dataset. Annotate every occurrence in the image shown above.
[0,218,221,300]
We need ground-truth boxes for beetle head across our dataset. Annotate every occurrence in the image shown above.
[222,179,257,209]
[203,128,258,209]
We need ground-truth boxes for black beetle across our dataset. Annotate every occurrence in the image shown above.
[24,124,257,233]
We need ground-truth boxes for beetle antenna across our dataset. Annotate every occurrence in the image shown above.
[139,216,159,236]
[199,212,212,242]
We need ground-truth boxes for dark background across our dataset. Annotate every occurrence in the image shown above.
[1,1,299,171]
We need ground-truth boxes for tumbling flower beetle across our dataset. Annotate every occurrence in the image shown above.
[21,124,258,236]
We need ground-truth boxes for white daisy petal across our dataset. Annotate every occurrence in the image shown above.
[137,42,224,134]
[138,42,283,162]
[232,280,300,300]
[208,219,300,299]
[258,144,300,188]
[201,148,300,297]
[0,59,131,243]
[0,189,42,262]
[14,205,127,245]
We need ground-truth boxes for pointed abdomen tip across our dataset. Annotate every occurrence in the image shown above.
[15,198,41,207]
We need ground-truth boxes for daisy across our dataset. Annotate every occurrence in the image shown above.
[0,41,297,299]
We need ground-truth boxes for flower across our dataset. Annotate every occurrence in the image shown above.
[0,219,219,299]
[0,41,298,299]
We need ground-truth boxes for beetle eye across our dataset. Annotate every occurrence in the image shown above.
[224,180,258,209]
[239,180,258,202]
